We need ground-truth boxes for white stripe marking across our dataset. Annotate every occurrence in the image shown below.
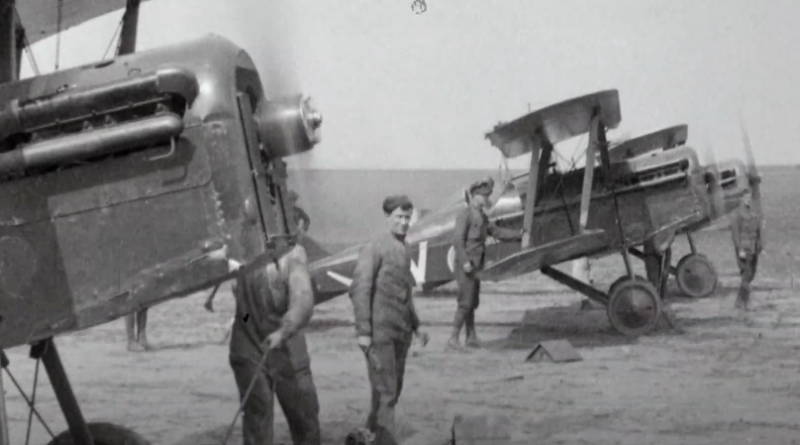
[327,271,353,287]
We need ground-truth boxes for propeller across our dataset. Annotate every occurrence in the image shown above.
[701,143,726,222]
[253,0,322,159]
[738,116,762,219]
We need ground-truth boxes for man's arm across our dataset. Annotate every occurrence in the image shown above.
[278,245,315,339]
[350,242,380,338]
[409,293,421,332]
[729,211,742,251]
[296,206,311,232]
[453,210,470,265]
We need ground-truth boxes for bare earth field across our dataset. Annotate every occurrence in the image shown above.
[3,228,800,445]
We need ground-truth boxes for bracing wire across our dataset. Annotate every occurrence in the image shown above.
[102,17,125,60]
[12,6,40,76]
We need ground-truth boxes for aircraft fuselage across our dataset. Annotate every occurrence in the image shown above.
[309,145,748,303]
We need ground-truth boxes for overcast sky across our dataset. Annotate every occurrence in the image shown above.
[19,0,799,170]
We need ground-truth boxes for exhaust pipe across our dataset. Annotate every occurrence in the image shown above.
[0,66,198,139]
[0,113,183,176]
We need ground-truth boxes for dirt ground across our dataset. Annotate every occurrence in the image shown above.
[4,231,800,445]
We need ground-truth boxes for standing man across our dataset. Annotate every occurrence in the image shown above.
[349,195,429,445]
[228,241,321,445]
[449,178,522,351]
[730,189,762,310]
[204,190,311,340]
[126,309,149,352]
[288,190,311,234]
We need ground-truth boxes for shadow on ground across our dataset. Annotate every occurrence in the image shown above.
[480,304,654,350]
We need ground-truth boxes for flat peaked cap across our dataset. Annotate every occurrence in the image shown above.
[383,194,414,214]
[469,177,495,196]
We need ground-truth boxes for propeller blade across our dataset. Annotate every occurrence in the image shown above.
[255,0,319,159]
[702,144,725,221]
[738,116,762,218]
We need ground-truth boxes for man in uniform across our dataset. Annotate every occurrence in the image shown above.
[349,195,429,445]
[228,241,321,445]
[288,190,311,234]
[730,189,762,310]
[126,309,149,352]
[448,178,523,351]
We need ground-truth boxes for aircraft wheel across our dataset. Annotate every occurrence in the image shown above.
[675,253,718,298]
[608,274,648,296]
[607,277,661,337]
[46,422,151,445]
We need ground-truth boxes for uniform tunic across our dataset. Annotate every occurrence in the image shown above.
[729,203,762,302]
[452,206,521,311]
[349,233,421,444]
[350,233,421,343]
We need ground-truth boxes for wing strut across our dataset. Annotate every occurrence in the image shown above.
[521,138,540,248]
[0,0,17,83]
[118,0,141,56]
[521,134,552,248]
[578,114,600,234]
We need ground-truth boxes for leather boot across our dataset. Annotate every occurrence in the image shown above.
[735,284,750,311]
[465,311,480,348]
[447,309,467,351]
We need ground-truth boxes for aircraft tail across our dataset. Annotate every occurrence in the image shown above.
[297,234,331,263]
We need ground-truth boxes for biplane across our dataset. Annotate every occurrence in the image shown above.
[309,89,761,338]
[0,1,322,444]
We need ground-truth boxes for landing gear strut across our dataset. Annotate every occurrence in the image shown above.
[629,232,718,299]
[0,339,151,445]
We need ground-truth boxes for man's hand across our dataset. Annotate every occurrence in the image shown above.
[414,330,430,347]
[738,249,747,259]
[264,329,287,350]
[228,259,242,273]
[357,335,372,353]
[462,261,474,274]
[358,336,383,372]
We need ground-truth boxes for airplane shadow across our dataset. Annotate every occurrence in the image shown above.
[481,305,644,350]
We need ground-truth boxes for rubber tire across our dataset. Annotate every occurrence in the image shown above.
[608,275,649,296]
[675,253,718,299]
[46,422,151,445]
[607,277,662,337]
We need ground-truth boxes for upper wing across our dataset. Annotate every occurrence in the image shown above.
[606,124,688,163]
[485,89,621,159]
[16,0,152,46]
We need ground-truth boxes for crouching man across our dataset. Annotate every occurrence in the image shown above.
[349,195,430,445]
[228,243,321,445]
